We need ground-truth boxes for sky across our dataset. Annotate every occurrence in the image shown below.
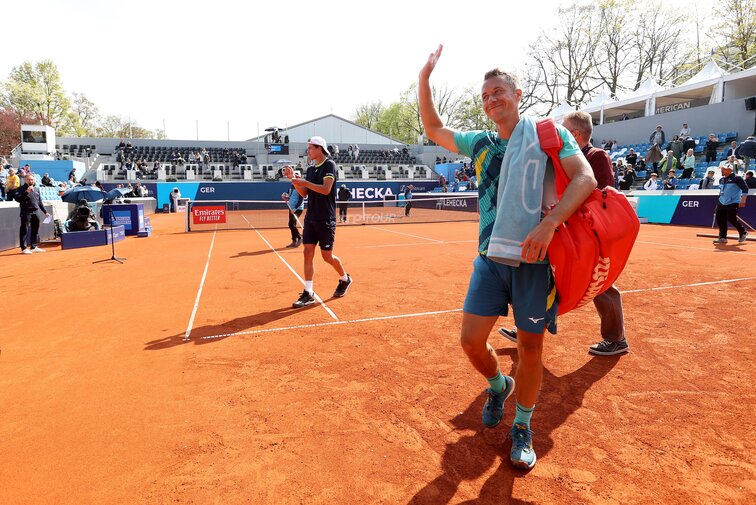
[2,0,577,141]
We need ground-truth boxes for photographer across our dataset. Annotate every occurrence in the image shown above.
[15,173,50,254]
[69,199,100,231]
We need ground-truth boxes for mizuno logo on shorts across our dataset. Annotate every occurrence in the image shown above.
[528,317,544,324]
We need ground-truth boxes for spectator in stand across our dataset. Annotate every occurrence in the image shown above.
[682,135,697,154]
[5,167,20,201]
[438,173,447,190]
[724,141,740,160]
[643,173,660,190]
[132,182,147,197]
[618,166,635,190]
[735,136,755,172]
[681,148,696,178]
[649,125,666,147]
[625,148,637,167]
[636,157,646,172]
[117,139,126,151]
[744,171,756,189]
[40,173,54,187]
[668,135,684,162]
[646,143,663,174]
[679,123,691,137]
[663,170,678,190]
[727,154,744,174]
[700,170,716,189]
[712,162,748,244]
[659,151,679,178]
[705,133,719,163]
[17,167,26,178]
[353,144,359,160]
[0,164,8,200]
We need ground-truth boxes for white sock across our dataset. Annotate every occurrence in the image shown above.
[305,281,313,294]
[339,274,348,282]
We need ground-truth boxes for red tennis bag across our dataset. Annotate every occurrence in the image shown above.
[537,118,639,315]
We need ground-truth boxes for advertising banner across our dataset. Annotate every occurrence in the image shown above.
[192,206,227,224]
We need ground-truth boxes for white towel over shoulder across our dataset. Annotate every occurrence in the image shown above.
[486,117,548,266]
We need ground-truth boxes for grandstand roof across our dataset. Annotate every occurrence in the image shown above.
[246,114,403,146]
[580,59,752,125]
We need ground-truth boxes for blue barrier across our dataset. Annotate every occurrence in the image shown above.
[61,225,125,250]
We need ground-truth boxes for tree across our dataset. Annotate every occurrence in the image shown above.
[524,4,603,113]
[69,93,99,137]
[455,86,494,131]
[711,0,756,68]
[353,101,384,130]
[630,1,691,88]
[96,115,159,139]
[0,109,37,156]
[0,60,72,133]
[376,102,416,145]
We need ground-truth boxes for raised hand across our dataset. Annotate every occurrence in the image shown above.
[419,44,443,80]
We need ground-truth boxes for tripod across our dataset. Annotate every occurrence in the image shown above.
[93,205,126,264]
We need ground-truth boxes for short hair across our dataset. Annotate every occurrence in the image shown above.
[563,111,593,137]
[483,68,520,91]
[746,171,754,177]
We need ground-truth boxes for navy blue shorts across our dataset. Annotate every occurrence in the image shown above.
[302,219,336,250]
[463,254,558,334]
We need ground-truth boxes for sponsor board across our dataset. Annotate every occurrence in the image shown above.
[192,206,227,224]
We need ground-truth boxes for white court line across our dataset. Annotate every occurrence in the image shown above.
[358,239,476,249]
[372,226,444,243]
[635,239,756,257]
[197,308,462,340]
[191,274,756,341]
[242,215,338,321]
[620,276,756,294]
[184,231,217,340]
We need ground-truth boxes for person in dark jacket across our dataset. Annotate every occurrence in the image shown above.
[337,184,352,223]
[705,133,719,164]
[14,173,51,254]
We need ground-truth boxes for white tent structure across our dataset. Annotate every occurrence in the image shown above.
[582,91,616,124]
[548,102,575,121]
[579,60,744,125]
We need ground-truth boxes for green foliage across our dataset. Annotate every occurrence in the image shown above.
[1,60,71,133]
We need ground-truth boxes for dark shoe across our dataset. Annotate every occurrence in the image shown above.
[292,290,315,308]
[481,376,515,428]
[294,237,302,247]
[498,327,518,343]
[712,238,728,244]
[285,240,297,248]
[588,339,629,356]
[739,232,748,243]
[510,423,537,469]
[334,274,352,297]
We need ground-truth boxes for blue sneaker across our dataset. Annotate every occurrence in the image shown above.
[481,376,515,428]
[510,423,537,469]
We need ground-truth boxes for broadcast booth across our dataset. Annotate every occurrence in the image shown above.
[21,125,56,156]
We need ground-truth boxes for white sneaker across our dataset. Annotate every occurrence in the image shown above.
[32,247,46,253]
[22,249,33,255]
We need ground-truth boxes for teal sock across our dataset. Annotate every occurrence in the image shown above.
[514,402,534,428]
[486,370,508,394]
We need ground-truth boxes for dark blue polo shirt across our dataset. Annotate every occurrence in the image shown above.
[305,159,337,221]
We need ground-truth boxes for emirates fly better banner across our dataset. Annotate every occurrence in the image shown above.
[192,206,226,224]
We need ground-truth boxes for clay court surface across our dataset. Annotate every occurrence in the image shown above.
[1,213,754,505]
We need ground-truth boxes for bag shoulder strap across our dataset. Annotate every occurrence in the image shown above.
[536,118,569,197]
